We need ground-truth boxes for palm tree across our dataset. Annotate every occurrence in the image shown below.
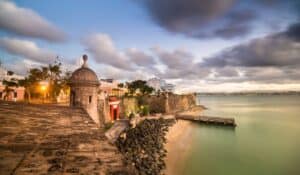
[2,79,18,101]
[18,78,32,103]
[48,62,62,101]
[1,57,70,103]
[3,86,14,100]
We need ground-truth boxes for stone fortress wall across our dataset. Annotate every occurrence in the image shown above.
[119,97,139,117]
[70,54,197,126]
[166,93,197,113]
[95,93,197,124]
[73,86,100,124]
[146,93,197,114]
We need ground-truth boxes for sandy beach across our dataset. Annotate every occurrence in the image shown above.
[164,120,196,175]
[164,106,204,175]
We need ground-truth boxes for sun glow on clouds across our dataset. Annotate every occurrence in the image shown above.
[176,82,300,94]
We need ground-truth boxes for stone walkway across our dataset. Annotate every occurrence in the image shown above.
[0,101,128,175]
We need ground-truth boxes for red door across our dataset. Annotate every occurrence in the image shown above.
[110,104,119,121]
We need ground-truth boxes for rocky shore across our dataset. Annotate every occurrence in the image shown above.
[115,118,175,175]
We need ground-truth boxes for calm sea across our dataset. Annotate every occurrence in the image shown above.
[179,95,300,175]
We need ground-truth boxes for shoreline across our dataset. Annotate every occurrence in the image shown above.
[164,106,204,175]
[111,106,205,175]
[164,120,195,175]
[115,118,176,175]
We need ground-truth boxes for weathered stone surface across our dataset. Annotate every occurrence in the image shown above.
[166,93,197,113]
[0,101,130,175]
[120,93,197,115]
[119,97,138,117]
[69,55,101,126]
[105,120,129,143]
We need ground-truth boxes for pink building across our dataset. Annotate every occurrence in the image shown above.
[0,67,25,101]
[0,84,25,101]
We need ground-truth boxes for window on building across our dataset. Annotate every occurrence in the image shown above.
[89,96,92,104]
[14,92,17,98]
[0,92,2,99]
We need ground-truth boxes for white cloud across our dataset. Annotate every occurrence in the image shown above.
[3,58,43,75]
[202,33,300,67]
[126,48,156,67]
[152,46,194,69]
[0,1,66,42]
[96,65,153,81]
[213,66,239,77]
[0,37,57,63]
[150,46,211,79]
[82,33,158,71]
[82,34,134,70]
[174,80,300,94]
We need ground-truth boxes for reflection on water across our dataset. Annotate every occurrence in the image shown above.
[180,95,300,175]
[196,123,236,131]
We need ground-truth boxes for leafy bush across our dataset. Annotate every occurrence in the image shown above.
[139,105,150,117]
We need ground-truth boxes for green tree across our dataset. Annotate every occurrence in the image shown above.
[127,80,154,96]
[117,83,124,88]
[28,68,49,82]
[7,70,14,76]
[1,57,71,103]
[2,78,18,100]
[18,60,69,103]
[47,62,62,101]
[18,78,33,102]
[60,71,71,92]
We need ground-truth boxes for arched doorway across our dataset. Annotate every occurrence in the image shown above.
[108,97,120,121]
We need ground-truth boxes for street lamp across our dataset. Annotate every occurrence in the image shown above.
[40,81,48,103]
[41,85,47,92]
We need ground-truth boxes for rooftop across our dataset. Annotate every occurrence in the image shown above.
[70,55,99,86]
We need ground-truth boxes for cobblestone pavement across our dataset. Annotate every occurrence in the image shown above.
[0,101,127,175]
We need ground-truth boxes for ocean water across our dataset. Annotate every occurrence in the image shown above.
[179,95,300,175]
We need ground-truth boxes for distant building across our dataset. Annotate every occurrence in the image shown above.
[0,67,24,81]
[162,83,175,92]
[99,79,126,97]
[147,77,175,93]
[0,68,6,80]
[147,77,163,92]
[56,89,69,103]
[0,67,25,101]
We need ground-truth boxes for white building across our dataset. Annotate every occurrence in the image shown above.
[162,83,175,92]
[99,79,127,97]
[0,67,24,81]
[0,67,25,101]
[147,78,163,92]
[147,77,175,93]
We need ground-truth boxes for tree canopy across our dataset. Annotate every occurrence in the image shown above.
[2,60,71,102]
[127,80,154,96]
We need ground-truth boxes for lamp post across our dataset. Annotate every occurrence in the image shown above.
[40,81,48,104]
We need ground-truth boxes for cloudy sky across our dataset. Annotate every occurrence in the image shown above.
[0,0,299,93]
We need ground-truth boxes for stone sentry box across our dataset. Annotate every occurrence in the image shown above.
[69,55,101,125]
